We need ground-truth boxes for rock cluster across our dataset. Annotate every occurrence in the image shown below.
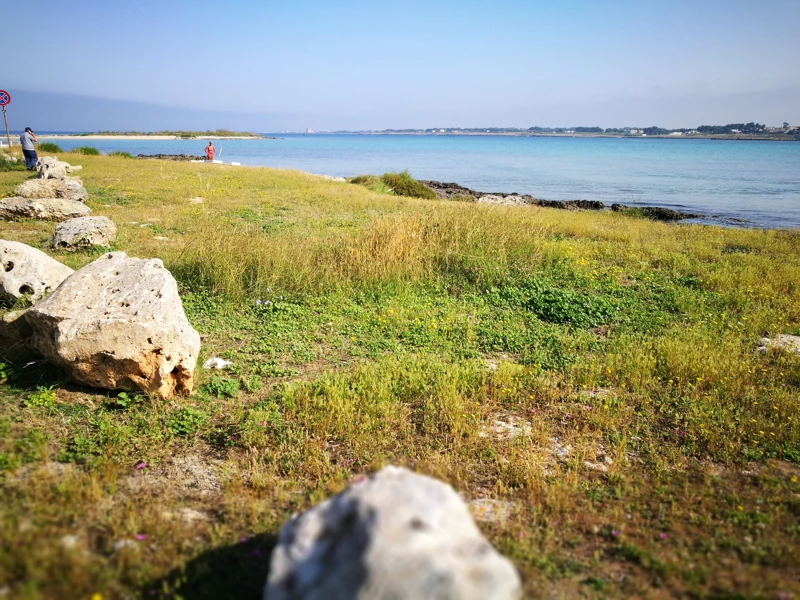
[610,203,701,221]
[1,161,200,399]
[26,252,201,398]
[137,154,205,161]
[420,179,700,219]
[266,465,521,600]
[1,157,90,223]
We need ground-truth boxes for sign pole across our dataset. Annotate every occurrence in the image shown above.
[0,90,12,150]
[2,107,10,150]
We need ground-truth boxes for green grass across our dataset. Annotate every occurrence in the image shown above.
[37,142,63,153]
[350,169,437,199]
[108,151,134,159]
[71,146,100,156]
[0,151,25,172]
[1,154,799,599]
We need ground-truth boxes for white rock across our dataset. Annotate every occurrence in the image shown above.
[0,240,74,302]
[59,534,80,550]
[36,156,76,179]
[202,357,233,370]
[14,177,88,203]
[153,236,169,241]
[758,334,800,355]
[50,216,117,249]
[266,465,521,600]
[188,197,204,205]
[112,539,137,553]
[0,197,91,221]
[25,251,201,398]
[479,416,533,440]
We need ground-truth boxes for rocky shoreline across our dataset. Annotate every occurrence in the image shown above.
[136,153,205,161]
[419,180,702,222]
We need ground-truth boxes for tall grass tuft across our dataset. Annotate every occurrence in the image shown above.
[37,142,63,153]
[72,146,101,155]
[351,170,437,199]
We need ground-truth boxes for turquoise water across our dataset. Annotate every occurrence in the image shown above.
[48,134,800,228]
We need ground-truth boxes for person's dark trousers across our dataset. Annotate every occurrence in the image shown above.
[22,149,38,170]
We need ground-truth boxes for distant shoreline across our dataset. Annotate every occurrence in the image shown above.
[38,134,264,140]
[347,131,800,142]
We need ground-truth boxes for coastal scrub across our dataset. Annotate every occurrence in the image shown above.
[0,153,799,599]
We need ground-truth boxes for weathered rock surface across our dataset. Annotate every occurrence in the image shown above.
[0,240,74,302]
[25,252,201,398]
[266,465,521,600]
[0,309,33,344]
[611,203,700,221]
[420,180,480,199]
[137,154,204,161]
[14,177,89,203]
[0,197,91,221]
[36,156,80,179]
[758,334,800,355]
[421,180,605,210]
[50,216,117,249]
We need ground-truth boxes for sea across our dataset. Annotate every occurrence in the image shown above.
[36,134,800,229]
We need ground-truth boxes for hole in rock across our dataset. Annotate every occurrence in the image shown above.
[18,285,34,296]
[4,261,14,272]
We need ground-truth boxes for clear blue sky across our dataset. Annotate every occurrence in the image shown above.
[4,0,799,130]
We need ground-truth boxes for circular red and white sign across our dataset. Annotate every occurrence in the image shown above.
[0,90,10,106]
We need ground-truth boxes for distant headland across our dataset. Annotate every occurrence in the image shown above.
[322,122,800,141]
[40,129,264,140]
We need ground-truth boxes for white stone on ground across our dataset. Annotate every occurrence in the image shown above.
[14,177,88,203]
[0,240,74,302]
[25,251,201,398]
[202,357,233,370]
[266,465,521,600]
[758,335,800,355]
[50,216,117,249]
[36,156,81,179]
[0,197,91,221]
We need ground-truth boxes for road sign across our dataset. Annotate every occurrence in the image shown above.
[0,90,10,106]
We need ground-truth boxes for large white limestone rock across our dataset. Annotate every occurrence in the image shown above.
[50,216,117,249]
[0,197,91,221]
[25,252,200,398]
[36,156,81,179]
[265,465,522,600]
[0,240,74,302]
[15,177,89,203]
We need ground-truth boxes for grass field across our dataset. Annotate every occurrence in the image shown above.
[1,152,799,599]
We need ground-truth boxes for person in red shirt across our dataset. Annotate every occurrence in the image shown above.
[204,141,215,161]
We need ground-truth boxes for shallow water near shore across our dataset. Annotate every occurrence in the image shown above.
[43,134,800,228]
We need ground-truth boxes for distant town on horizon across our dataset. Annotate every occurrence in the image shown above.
[304,122,799,137]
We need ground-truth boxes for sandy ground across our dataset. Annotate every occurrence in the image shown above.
[38,135,261,140]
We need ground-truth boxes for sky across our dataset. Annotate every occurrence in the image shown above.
[3,0,799,131]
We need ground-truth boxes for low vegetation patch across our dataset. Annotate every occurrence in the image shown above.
[37,142,63,153]
[108,150,134,159]
[350,169,437,199]
[71,146,101,156]
[0,155,799,598]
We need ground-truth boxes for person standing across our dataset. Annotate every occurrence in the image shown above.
[204,141,215,161]
[20,127,38,170]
